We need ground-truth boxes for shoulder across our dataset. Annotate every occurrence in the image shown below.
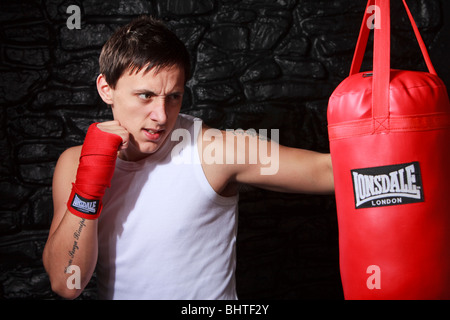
[176,113,203,133]
[178,113,200,122]
[53,145,82,185]
[57,145,82,168]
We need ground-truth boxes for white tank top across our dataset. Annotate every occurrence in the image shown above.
[97,114,239,300]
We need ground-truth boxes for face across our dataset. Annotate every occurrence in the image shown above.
[98,65,185,162]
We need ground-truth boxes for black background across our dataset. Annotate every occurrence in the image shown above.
[1,0,449,300]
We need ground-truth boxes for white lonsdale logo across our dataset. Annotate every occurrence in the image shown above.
[71,194,99,215]
[351,162,424,209]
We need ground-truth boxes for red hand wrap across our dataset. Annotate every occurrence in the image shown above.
[67,123,123,219]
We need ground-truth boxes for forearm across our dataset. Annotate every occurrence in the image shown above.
[311,152,334,194]
[239,148,335,194]
[43,211,98,299]
[295,151,334,194]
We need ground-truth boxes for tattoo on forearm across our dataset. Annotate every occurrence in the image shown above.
[65,218,86,272]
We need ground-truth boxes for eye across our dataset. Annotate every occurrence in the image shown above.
[138,93,153,100]
[168,93,183,101]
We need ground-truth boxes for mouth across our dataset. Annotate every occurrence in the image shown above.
[143,128,165,141]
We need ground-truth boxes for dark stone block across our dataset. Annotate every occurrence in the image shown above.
[0,71,48,104]
[206,26,249,51]
[250,16,289,50]
[59,24,117,50]
[19,162,55,185]
[83,0,151,16]
[0,181,34,211]
[163,0,215,15]
[8,116,64,140]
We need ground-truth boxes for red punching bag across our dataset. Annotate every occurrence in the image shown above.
[328,0,450,299]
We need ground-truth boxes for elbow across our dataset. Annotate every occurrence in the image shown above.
[51,281,83,300]
[43,254,85,300]
[52,284,81,300]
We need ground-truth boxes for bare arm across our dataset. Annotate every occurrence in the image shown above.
[236,142,334,194]
[42,120,129,299]
[42,146,98,299]
[200,127,334,195]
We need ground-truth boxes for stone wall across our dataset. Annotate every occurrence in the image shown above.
[1,0,449,299]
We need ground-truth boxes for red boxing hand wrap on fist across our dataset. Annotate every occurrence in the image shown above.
[67,123,123,219]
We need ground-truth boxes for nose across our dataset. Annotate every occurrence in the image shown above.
[149,96,167,125]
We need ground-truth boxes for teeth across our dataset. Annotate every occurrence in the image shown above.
[147,129,156,134]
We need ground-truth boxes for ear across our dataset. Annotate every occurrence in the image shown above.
[96,74,114,105]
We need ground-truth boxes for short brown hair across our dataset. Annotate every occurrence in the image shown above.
[99,16,191,88]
